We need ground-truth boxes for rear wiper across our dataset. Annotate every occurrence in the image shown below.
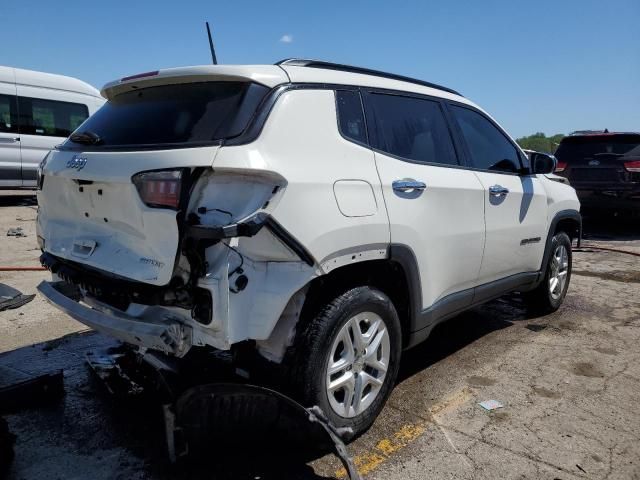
[69,131,103,145]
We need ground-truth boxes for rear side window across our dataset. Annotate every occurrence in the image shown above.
[555,135,640,161]
[365,93,458,166]
[66,81,268,148]
[0,94,18,134]
[18,97,88,137]
[450,105,520,173]
[335,90,367,145]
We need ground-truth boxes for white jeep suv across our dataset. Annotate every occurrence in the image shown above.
[36,59,580,436]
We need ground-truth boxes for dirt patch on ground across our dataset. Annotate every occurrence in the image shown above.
[573,269,640,284]
[532,386,562,399]
[466,375,496,387]
[593,346,618,355]
[572,362,604,378]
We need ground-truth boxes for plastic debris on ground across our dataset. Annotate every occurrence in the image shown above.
[6,227,26,237]
[0,283,36,312]
[478,399,504,411]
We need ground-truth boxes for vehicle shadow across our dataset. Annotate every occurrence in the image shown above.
[0,331,338,480]
[1,292,543,480]
[397,294,530,382]
[582,214,640,241]
[0,193,37,208]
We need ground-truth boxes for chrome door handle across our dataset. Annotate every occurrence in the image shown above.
[489,185,509,197]
[392,180,427,192]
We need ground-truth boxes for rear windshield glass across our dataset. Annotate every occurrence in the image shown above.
[64,81,268,148]
[555,135,640,161]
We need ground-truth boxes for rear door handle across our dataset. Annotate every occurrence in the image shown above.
[392,180,427,192]
[489,185,509,197]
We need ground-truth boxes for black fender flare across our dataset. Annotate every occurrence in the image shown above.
[388,244,423,334]
[539,209,582,274]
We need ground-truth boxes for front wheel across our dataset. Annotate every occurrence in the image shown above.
[525,231,572,314]
[287,287,402,438]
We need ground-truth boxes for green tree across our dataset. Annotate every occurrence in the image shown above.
[517,132,565,154]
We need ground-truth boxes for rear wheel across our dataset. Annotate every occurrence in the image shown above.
[287,286,402,438]
[525,232,572,314]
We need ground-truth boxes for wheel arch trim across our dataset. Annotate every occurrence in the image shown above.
[540,209,581,274]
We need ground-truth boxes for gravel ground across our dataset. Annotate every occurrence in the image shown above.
[0,191,638,480]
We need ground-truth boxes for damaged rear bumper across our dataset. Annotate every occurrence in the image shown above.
[37,281,192,356]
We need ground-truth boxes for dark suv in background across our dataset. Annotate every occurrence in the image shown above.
[554,131,640,216]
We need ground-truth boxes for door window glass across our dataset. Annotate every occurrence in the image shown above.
[336,90,367,145]
[366,93,458,166]
[0,94,18,134]
[451,105,520,173]
[17,97,89,137]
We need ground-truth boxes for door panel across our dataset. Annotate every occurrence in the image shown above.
[447,103,548,283]
[473,172,547,283]
[362,92,485,312]
[0,82,21,187]
[376,156,486,309]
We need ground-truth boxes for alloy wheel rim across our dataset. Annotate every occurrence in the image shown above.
[325,312,390,418]
[549,244,569,300]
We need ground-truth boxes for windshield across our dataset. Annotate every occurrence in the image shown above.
[555,135,640,162]
[64,81,268,148]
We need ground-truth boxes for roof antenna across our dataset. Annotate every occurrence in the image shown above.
[206,22,218,65]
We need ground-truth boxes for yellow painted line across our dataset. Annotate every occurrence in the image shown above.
[335,388,472,478]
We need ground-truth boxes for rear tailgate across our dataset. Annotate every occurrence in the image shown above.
[37,72,281,287]
[555,134,640,188]
[37,146,218,286]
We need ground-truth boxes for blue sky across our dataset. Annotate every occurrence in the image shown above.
[2,0,638,138]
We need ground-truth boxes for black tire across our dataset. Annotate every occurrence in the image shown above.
[286,286,402,439]
[524,231,572,314]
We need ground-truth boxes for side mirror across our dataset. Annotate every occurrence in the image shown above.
[489,158,519,173]
[531,152,557,174]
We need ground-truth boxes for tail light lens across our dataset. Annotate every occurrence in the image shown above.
[623,160,640,172]
[555,161,567,172]
[132,169,183,209]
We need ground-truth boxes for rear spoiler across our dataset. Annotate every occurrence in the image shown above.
[101,65,289,100]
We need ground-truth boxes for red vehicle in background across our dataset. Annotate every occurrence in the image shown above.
[554,131,640,217]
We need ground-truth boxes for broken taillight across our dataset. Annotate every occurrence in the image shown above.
[132,169,183,209]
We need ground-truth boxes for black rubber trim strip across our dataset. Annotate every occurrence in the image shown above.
[264,217,315,267]
[539,209,582,272]
[276,58,462,96]
[185,213,269,241]
[184,213,315,267]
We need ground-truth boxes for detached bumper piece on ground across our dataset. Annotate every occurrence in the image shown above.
[86,346,361,479]
[0,284,35,312]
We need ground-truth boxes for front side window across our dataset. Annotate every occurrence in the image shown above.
[0,94,19,134]
[335,90,367,145]
[450,105,520,173]
[365,93,458,166]
[65,81,268,148]
[18,97,89,137]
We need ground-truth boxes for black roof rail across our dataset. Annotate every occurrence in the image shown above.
[276,58,462,97]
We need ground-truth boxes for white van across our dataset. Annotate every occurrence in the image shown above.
[0,66,104,188]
